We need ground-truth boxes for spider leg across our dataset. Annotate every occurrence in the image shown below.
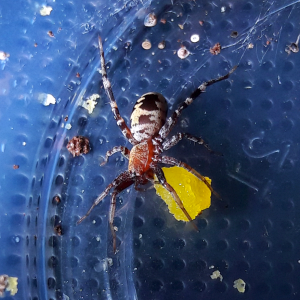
[162,132,220,155]
[109,191,118,253]
[152,165,198,231]
[101,146,130,166]
[77,170,134,225]
[98,36,138,145]
[159,66,237,139]
[158,155,221,199]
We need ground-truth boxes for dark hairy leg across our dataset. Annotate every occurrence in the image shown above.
[159,66,237,139]
[101,146,130,166]
[98,36,138,145]
[162,132,216,154]
[152,165,198,231]
[158,155,221,199]
[77,170,134,224]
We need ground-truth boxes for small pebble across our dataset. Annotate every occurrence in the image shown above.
[144,13,157,27]
[142,39,152,50]
[177,46,190,59]
[158,41,165,49]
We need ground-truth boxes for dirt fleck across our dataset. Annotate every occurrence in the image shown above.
[67,136,90,157]
[210,43,221,55]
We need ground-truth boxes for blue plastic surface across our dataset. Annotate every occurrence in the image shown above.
[1,0,300,299]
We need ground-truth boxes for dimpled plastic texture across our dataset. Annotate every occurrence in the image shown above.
[1,0,300,299]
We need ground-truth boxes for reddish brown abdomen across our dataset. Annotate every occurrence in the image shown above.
[130,92,168,142]
[128,140,154,176]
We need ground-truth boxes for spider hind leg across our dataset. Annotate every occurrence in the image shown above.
[153,166,199,231]
[159,155,221,199]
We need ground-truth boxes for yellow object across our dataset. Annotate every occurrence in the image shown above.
[154,166,211,221]
[7,276,18,296]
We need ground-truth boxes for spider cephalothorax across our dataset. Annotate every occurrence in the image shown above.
[77,36,237,253]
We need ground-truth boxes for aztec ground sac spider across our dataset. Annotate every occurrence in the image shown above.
[77,36,237,253]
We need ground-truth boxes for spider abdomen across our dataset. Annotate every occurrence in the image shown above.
[128,140,154,176]
[130,92,168,142]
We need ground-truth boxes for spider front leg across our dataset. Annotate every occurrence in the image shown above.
[101,146,130,166]
[158,156,221,199]
[159,66,237,139]
[162,132,218,155]
[98,37,138,145]
[152,165,198,231]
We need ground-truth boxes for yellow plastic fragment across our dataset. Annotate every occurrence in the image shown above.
[154,166,211,221]
[7,276,18,296]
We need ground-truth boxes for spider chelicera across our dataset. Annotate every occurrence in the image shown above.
[77,36,237,253]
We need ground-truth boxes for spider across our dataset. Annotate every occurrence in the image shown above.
[77,36,237,253]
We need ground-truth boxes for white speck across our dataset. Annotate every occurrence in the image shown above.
[190,34,200,43]
[81,94,100,114]
[0,51,10,60]
[121,87,125,91]
[1,143,5,152]
[221,6,226,13]
[65,124,72,130]
[139,234,142,239]
[96,236,100,242]
[102,258,113,271]
[114,226,118,232]
[15,236,20,243]
[22,142,26,146]
[209,265,214,269]
[210,270,223,281]
[233,279,246,293]
[92,220,96,224]
[38,93,56,106]
[113,46,118,51]
[40,6,53,16]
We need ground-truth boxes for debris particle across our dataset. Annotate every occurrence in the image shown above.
[47,31,54,37]
[221,6,226,13]
[247,43,254,49]
[210,270,223,281]
[199,20,204,26]
[144,13,157,27]
[34,43,38,47]
[233,279,246,293]
[76,72,80,78]
[65,124,72,130]
[64,116,68,122]
[142,39,152,50]
[177,46,190,59]
[231,31,238,38]
[13,165,19,169]
[0,275,18,297]
[81,94,100,114]
[40,6,53,16]
[190,34,200,43]
[285,34,300,54]
[53,195,61,204]
[160,18,167,24]
[54,224,63,236]
[0,51,10,60]
[158,41,166,49]
[38,93,56,106]
[67,136,90,157]
[210,43,221,55]
[209,265,214,269]
[178,24,184,30]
